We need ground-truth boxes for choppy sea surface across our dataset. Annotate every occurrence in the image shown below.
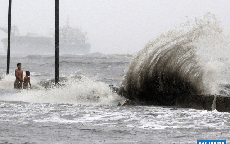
[0,54,230,144]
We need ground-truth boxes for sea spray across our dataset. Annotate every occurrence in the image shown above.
[0,75,124,105]
[0,74,15,89]
[0,73,41,89]
[120,13,230,105]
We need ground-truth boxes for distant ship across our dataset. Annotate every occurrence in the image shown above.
[0,22,91,55]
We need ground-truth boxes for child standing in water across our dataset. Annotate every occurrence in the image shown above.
[23,71,31,89]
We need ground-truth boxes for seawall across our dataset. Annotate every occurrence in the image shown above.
[117,87,230,112]
[176,95,230,112]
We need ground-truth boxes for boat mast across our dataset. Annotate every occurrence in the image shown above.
[66,16,69,45]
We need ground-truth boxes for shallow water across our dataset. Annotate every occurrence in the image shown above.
[0,101,229,143]
[0,54,230,143]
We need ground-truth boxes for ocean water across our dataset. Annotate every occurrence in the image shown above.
[1,14,230,144]
[0,54,230,144]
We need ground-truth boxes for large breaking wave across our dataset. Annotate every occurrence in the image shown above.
[120,13,230,105]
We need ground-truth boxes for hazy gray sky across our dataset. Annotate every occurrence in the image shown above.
[1,0,230,54]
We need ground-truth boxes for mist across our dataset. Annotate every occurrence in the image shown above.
[1,0,230,54]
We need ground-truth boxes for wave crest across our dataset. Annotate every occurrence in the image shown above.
[121,13,224,105]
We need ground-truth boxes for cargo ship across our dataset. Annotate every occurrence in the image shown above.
[0,23,91,55]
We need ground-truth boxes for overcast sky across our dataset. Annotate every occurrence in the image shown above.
[1,0,230,54]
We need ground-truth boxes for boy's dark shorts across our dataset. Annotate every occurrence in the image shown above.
[14,79,22,89]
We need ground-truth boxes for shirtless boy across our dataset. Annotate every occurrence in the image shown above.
[23,71,31,89]
[14,63,23,89]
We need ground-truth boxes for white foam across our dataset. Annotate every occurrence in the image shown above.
[0,74,15,89]
[0,73,41,89]
[0,75,124,105]
[202,60,226,94]
[31,105,230,130]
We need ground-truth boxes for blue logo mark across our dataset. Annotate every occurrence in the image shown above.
[197,140,226,144]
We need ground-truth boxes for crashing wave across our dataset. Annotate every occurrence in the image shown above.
[120,13,227,105]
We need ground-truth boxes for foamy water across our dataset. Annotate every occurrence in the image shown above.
[0,75,124,105]
[0,100,229,143]
[0,54,229,143]
[0,101,228,130]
